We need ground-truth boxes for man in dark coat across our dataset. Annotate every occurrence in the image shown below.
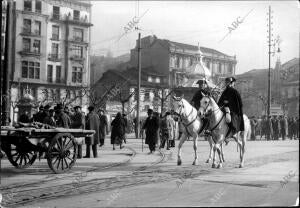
[19,111,30,123]
[33,106,46,123]
[218,77,244,137]
[99,109,108,147]
[191,78,210,134]
[55,104,71,128]
[271,115,280,140]
[43,109,56,126]
[142,109,160,154]
[72,106,85,159]
[85,106,100,158]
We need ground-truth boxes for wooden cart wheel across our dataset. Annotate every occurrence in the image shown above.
[6,142,37,169]
[47,133,77,173]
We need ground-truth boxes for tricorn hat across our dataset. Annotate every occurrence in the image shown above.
[225,76,236,83]
[196,78,207,85]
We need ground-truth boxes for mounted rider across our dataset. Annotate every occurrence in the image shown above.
[191,78,210,134]
[218,77,244,142]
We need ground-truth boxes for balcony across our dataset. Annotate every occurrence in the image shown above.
[65,15,93,27]
[48,53,61,62]
[70,55,85,62]
[50,13,62,22]
[24,7,32,12]
[69,36,88,45]
[51,34,59,41]
[20,28,41,37]
[19,50,41,57]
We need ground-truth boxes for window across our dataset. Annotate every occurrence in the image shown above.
[72,66,83,83]
[2,16,5,31]
[33,40,40,53]
[22,38,31,52]
[23,19,31,33]
[21,61,40,79]
[47,65,53,82]
[148,76,152,82]
[189,58,193,66]
[34,21,41,35]
[176,57,180,68]
[52,25,59,40]
[35,0,41,13]
[218,63,222,73]
[228,63,233,74]
[73,10,80,21]
[206,61,211,69]
[73,45,83,58]
[73,28,83,41]
[24,0,32,12]
[155,77,160,83]
[56,66,61,83]
[53,6,60,19]
[51,43,59,57]
[1,36,4,54]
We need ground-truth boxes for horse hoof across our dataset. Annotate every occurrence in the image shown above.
[206,159,210,163]
[217,163,223,169]
[239,164,244,168]
[212,163,216,168]
[177,160,182,166]
[192,160,198,166]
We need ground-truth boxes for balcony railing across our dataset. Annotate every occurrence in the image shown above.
[51,34,59,40]
[19,50,41,57]
[21,28,41,37]
[24,7,32,12]
[48,53,61,62]
[70,55,85,62]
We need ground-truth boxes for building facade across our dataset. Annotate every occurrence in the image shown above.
[94,35,236,118]
[236,58,299,117]
[7,0,92,121]
[129,35,237,88]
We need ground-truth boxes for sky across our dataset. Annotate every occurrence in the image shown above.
[89,0,299,74]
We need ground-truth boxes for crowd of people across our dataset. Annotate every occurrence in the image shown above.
[18,104,108,159]
[249,115,299,141]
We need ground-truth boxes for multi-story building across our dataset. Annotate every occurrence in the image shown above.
[236,58,299,117]
[94,35,236,118]
[7,0,92,121]
[130,35,237,88]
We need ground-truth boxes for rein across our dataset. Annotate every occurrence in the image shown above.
[203,97,225,132]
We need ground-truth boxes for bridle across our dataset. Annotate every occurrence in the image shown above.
[200,96,225,132]
[173,99,198,137]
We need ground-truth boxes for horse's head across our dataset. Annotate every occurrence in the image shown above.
[198,93,213,118]
[171,95,184,116]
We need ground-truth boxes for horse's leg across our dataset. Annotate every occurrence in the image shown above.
[177,133,187,166]
[220,142,225,162]
[216,143,223,168]
[212,143,217,168]
[239,130,248,168]
[206,135,213,163]
[192,134,198,165]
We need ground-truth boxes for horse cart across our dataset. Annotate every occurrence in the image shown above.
[0,123,95,173]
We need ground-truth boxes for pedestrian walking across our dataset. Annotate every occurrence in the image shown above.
[160,112,170,150]
[111,112,126,150]
[265,116,273,141]
[72,106,85,159]
[279,115,288,140]
[290,117,298,140]
[256,116,262,140]
[85,106,100,158]
[250,116,257,140]
[99,109,108,147]
[142,109,159,154]
[271,115,280,140]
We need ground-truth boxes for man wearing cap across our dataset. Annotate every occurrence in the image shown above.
[99,109,108,147]
[218,77,244,142]
[191,78,210,134]
[72,106,85,158]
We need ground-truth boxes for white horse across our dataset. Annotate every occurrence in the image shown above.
[172,96,202,166]
[198,94,251,168]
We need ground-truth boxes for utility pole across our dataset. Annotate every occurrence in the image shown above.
[267,6,272,121]
[136,32,141,139]
[2,0,12,126]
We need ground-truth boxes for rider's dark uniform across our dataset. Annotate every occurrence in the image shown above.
[218,77,244,135]
[191,79,210,134]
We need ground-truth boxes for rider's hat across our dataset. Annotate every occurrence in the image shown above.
[225,76,236,84]
[196,78,207,85]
